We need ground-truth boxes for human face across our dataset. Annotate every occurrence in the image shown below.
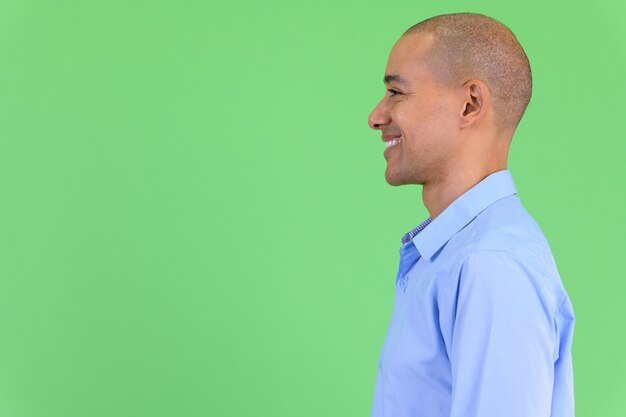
[368,33,460,186]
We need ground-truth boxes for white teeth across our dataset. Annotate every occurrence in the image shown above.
[385,137,402,148]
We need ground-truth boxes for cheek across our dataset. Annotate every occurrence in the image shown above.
[434,96,459,127]
[400,116,439,142]
[392,97,452,141]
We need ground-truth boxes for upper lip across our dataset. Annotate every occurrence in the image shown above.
[382,134,402,142]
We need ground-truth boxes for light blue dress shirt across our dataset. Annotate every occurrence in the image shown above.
[371,170,575,417]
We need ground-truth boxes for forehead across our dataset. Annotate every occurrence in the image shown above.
[385,33,436,85]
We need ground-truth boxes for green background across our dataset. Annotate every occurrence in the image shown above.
[0,0,624,416]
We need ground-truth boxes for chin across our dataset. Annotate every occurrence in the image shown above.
[384,171,406,186]
[385,168,423,186]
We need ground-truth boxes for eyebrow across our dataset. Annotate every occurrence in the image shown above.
[384,74,410,86]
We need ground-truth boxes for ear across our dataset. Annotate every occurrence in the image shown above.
[459,80,490,128]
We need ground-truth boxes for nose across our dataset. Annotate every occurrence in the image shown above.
[368,99,390,130]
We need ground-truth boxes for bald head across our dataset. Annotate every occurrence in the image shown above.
[403,13,532,132]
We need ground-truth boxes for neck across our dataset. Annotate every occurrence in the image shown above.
[422,164,507,220]
[421,129,512,220]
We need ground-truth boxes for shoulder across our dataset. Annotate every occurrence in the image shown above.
[467,195,549,258]
[438,195,568,314]
[451,194,555,272]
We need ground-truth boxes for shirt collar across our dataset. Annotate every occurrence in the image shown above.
[410,169,517,260]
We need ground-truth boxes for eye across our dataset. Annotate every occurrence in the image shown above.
[387,89,401,97]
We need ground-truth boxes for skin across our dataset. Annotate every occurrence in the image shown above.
[368,32,514,220]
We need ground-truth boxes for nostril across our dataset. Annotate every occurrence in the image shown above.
[368,109,388,130]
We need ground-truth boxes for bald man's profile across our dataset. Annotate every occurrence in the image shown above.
[368,13,575,417]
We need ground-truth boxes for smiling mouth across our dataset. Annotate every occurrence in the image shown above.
[385,136,402,148]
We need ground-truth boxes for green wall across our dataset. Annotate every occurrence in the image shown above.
[0,0,624,416]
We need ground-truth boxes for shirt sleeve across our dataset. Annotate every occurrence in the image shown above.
[447,251,556,417]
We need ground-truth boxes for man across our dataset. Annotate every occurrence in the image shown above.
[367,13,575,417]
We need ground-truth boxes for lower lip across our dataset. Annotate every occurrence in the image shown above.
[384,142,400,159]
